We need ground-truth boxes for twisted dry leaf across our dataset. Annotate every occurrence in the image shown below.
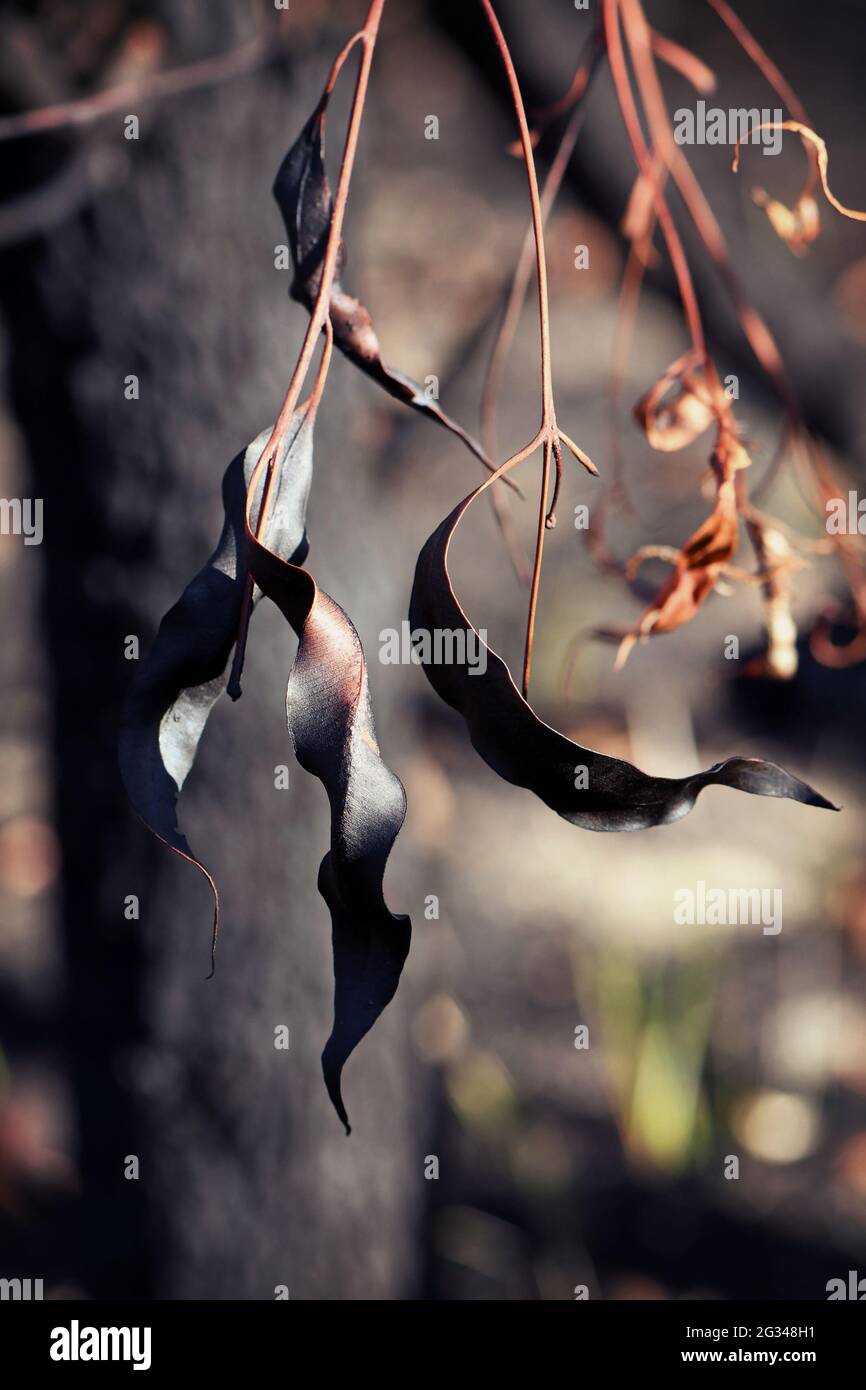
[606,422,751,665]
[248,520,410,1135]
[750,189,820,258]
[633,358,716,453]
[733,120,866,254]
[410,474,836,829]
[119,411,314,970]
[613,477,739,666]
[274,105,501,477]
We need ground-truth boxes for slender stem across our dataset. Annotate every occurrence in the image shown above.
[245,321,334,595]
[622,0,811,512]
[478,0,568,698]
[265,4,385,465]
[624,0,792,405]
[481,29,603,464]
[547,436,564,529]
[480,30,603,588]
[228,0,386,698]
[647,30,715,94]
[705,0,811,125]
[0,31,273,143]
[604,0,706,361]
[244,323,334,550]
[483,431,548,494]
[532,36,601,126]
[610,0,865,666]
[523,439,552,695]
[478,0,556,428]
[322,31,366,99]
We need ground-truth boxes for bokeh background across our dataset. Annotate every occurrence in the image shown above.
[0,0,865,1300]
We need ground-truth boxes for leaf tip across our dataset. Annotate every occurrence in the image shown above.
[322,1046,352,1135]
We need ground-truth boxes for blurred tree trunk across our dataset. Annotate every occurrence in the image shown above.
[0,0,425,1300]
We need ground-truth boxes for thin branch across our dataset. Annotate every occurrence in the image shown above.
[227,0,387,698]
[705,0,810,124]
[523,438,552,694]
[477,0,566,697]
[481,27,604,587]
[478,0,556,429]
[604,0,706,362]
[0,31,272,143]
[481,27,604,465]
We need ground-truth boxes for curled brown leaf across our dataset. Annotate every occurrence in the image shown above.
[733,120,866,254]
[605,422,749,665]
[633,356,717,453]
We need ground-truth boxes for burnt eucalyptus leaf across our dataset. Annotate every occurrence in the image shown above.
[410,481,839,830]
[119,410,315,962]
[273,105,498,474]
[248,532,410,1134]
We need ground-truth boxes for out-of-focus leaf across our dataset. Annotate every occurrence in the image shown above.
[119,411,314,965]
[751,190,820,257]
[742,520,801,679]
[249,527,410,1134]
[733,120,866,252]
[409,475,837,830]
[633,363,715,453]
[273,106,498,475]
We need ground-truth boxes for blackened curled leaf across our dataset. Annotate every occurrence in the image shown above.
[273,104,505,479]
[409,476,838,830]
[118,410,315,968]
[248,525,410,1134]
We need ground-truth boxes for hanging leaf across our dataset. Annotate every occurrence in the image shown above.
[609,477,740,667]
[273,105,499,476]
[409,476,837,831]
[119,410,315,968]
[248,529,410,1134]
[751,190,820,258]
[733,119,866,255]
[604,423,753,665]
[633,359,716,453]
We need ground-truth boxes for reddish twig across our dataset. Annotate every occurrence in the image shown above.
[604,0,706,364]
[228,0,387,698]
[477,0,598,697]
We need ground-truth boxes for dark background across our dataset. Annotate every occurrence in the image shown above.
[0,0,864,1300]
